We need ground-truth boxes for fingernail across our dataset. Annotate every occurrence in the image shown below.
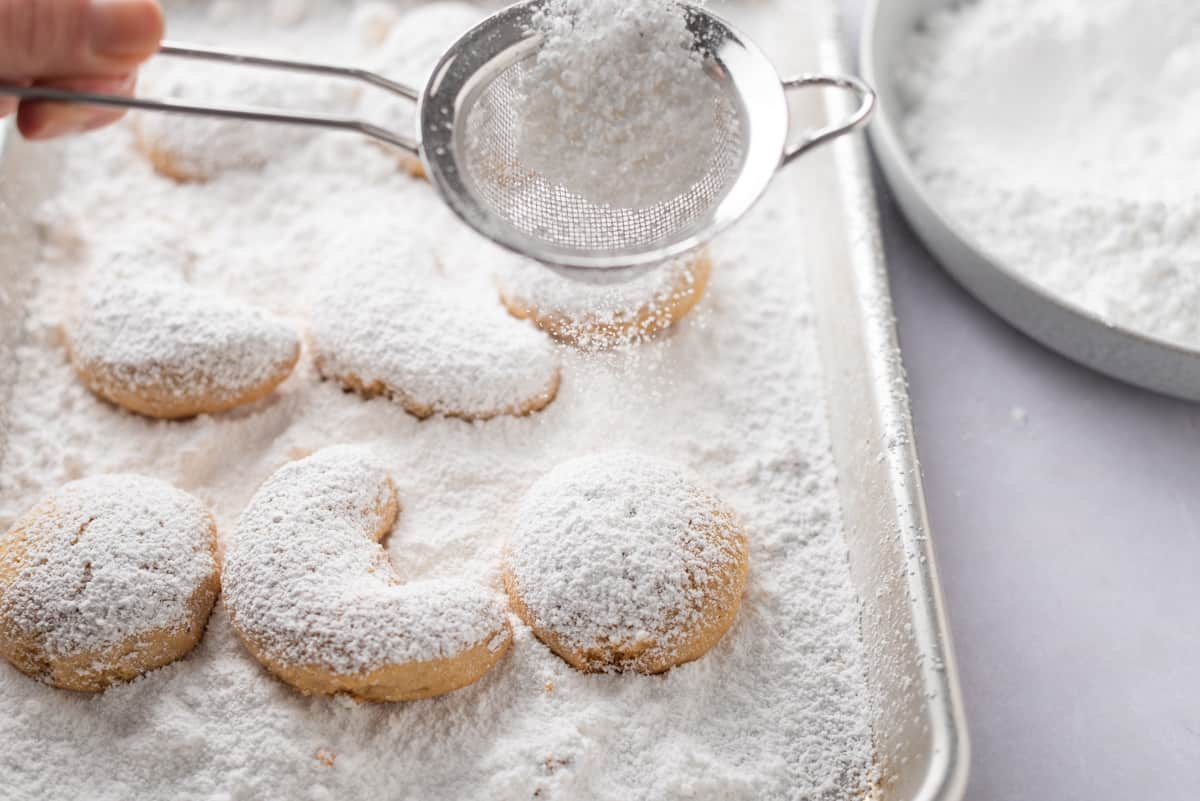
[88,0,163,59]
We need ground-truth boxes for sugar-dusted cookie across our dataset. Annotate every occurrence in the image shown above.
[504,451,748,674]
[360,2,484,176]
[223,447,511,701]
[497,249,712,347]
[0,476,219,691]
[133,61,354,182]
[68,278,301,419]
[309,258,560,421]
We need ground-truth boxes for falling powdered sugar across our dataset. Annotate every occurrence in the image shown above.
[496,250,711,347]
[513,0,723,208]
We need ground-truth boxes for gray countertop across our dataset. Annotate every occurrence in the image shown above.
[837,2,1200,799]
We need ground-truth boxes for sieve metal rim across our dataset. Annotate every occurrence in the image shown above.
[418,0,802,273]
[0,0,875,274]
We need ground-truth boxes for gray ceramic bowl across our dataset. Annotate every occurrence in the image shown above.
[862,0,1200,401]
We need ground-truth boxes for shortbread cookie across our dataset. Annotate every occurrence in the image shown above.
[504,452,748,674]
[69,278,301,419]
[0,476,220,691]
[133,61,354,182]
[223,447,511,701]
[309,261,560,421]
[361,2,483,176]
[497,249,712,347]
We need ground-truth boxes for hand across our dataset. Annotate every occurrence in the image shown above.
[0,0,163,139]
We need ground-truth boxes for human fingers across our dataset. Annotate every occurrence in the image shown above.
[0,79,31,118]
[0,0,163,79]
[17,72,136,139]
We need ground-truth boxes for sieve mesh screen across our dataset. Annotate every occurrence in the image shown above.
[459,58,746,255]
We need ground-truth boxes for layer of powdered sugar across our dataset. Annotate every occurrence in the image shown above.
[0,475,215,656]
[309,255,560,418]
[506,451,739,655]
[0,2,874,800]
[897,0,1200,349]
[512,0,723,208]
[70,275,300,400]
[224,446,506,671]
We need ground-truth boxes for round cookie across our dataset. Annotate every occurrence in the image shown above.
[134,61,354,182]
[497,249,712,347]
[309,259,560,421]
[222,447,511,701]
[504,451,748,674]
[0,476,220,691]
[361,2,484,176]
[69,278,301,419]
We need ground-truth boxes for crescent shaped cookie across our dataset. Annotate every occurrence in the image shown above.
[0,476,219,691]
[497,249,712,347]
[68,278,301,419]
[309,261,560,421]
[133,61,354,182]
[360,2,484,177]
[504,451,748,674]
[222,447,511,701]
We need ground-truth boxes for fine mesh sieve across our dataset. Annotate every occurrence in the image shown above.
[420,0,875,271]
[0,0,874,273]
[456,58,744,258]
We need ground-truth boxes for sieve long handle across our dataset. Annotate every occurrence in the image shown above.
[0,40,421,154]
[780,74,876,165]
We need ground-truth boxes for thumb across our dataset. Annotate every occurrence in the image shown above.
[0,0,164,79]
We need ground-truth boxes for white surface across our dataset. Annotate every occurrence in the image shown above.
[841,1,1200,799]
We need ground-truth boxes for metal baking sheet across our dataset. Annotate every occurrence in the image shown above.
[0,2,967,799]
[863,0,1200,402]
[777,4,969,799]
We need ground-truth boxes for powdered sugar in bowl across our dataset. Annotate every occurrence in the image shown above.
[864,0,1200,400]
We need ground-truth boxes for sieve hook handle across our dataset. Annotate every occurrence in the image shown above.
[0,41,421,154]
[780,74,876,165]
